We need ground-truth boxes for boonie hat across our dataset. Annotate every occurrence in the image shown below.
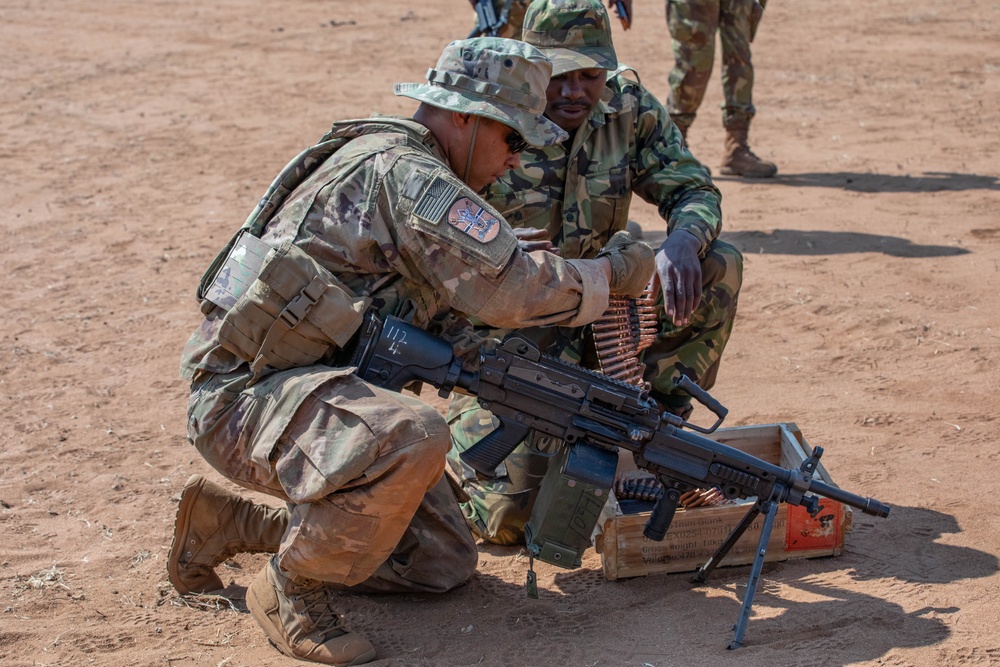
[395,37,568,147]
[521,0,618,75]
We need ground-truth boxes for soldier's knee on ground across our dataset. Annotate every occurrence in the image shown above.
[431,532,479,589]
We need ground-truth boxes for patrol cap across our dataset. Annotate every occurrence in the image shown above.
[395,37,568,147]
[521,0,618,75]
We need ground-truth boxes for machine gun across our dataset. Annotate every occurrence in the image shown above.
[468,0,514,38]
[350,314,890,649]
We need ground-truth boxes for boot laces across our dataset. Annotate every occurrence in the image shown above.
[296,585,346,634]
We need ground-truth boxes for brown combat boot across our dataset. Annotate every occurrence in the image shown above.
[167,474,287,594]
[719,119,777,178]
[247,556,377,666]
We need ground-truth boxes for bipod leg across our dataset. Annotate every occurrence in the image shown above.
[691,499,764,585]
[727,498,779,650]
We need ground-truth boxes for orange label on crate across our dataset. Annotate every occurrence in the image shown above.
[785,500,842,551]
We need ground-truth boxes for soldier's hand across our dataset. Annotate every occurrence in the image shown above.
[597,230,655,297]
[655,230,702,326]
[514,227,559,255]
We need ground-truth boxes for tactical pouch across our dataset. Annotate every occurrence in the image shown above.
[217,240,371,376]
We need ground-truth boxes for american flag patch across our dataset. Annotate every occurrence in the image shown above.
[413,176,460,224]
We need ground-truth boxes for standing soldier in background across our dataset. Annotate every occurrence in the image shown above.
[447,0,743,546]
[666,0,777,177]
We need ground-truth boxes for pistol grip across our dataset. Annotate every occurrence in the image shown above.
[643,488,681,541]
[460,420,531,477]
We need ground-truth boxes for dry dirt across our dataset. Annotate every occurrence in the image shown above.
[2,0,999,665]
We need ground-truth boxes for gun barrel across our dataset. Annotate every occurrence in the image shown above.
[640,425,890,520]
[808,478,891,518]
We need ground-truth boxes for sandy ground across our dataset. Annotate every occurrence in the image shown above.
[2,0,999,665]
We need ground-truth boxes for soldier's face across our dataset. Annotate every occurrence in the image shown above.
[456,115,524,192]
[544,68,607,131]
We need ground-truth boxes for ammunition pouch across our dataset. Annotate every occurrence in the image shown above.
[216,239,371,377]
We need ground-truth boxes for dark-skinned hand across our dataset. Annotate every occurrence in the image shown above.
[655,230,702,326]
[513,226,560,255]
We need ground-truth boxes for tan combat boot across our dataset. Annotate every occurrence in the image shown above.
[719,119,777,178]
[167,474,287,594]
[247,556,377,666]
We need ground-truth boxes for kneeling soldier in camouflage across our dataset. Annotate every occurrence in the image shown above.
[170,37,654,665]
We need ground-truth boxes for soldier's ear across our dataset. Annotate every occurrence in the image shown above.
[451,112,474,130]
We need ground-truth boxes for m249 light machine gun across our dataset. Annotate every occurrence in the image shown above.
[350,314,891,648]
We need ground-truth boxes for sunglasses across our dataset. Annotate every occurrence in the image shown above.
[505,129,529,154]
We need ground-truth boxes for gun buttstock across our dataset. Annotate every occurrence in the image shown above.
[460,420,531,476]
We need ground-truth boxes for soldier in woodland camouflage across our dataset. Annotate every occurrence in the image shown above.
[666,0,777,177]
[446,0,743,545]
[466,0,772,177]
[167,37,655,666]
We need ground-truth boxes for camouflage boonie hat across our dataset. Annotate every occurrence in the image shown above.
[395,37,568,147]
[522,0,618,75]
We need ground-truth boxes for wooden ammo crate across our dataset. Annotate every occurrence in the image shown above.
[594,423,852,581]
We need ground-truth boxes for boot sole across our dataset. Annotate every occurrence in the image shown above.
[167,473,218,594]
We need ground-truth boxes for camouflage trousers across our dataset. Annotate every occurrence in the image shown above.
[665,0,757,129]
[446,239,743,544]
[187,365,478,593]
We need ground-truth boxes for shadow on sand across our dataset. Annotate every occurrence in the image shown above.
[716,171,1000,193]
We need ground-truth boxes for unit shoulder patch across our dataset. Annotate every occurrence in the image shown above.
[447,198,502,244]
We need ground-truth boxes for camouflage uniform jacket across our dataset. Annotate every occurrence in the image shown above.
[181,115,610,381]
[487,67,722,259]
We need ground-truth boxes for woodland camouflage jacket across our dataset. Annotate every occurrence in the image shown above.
[485,67,722,259]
